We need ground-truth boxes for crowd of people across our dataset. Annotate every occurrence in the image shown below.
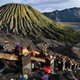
[0,42,80,73]
[0,42,80,80]
[30,43,80,74]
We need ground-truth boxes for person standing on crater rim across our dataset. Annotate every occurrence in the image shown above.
[14,43,23,72]
[0,21,9,33]
[4,22,9,33]
[42,42,49,56]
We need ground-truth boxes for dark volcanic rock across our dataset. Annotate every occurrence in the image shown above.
[0,30,79,59]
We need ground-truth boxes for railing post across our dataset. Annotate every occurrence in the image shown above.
[22,53,31,74]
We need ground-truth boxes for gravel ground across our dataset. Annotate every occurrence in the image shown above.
[0,70,79,80]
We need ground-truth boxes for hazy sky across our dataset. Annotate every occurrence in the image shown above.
[0,0,80,12]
